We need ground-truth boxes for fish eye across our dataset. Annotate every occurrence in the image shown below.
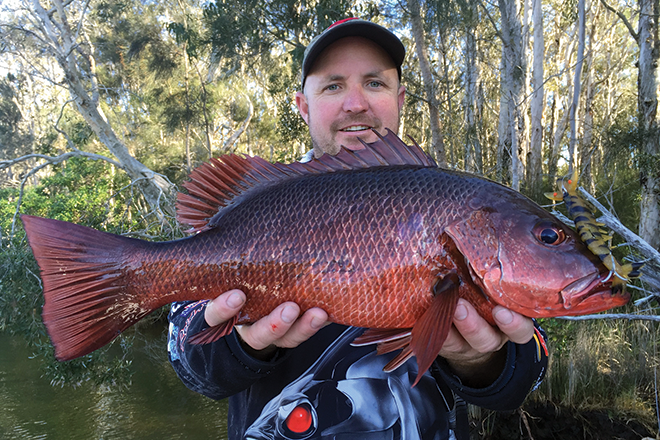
[533,221,566,246]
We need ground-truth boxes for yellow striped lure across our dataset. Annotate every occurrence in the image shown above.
[545,170,643,291]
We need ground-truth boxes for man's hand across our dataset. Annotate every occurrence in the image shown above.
[439,299,535,387]
[204,289,328,360]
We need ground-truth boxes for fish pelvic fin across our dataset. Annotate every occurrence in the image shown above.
[176,129,436,233]
[408,273,460,387]
[20,215,154,361]
[352,273,459,388]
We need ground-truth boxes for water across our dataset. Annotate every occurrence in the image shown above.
[0,332,228,439]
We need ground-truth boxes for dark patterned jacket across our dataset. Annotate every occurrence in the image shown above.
[168,300,548,440]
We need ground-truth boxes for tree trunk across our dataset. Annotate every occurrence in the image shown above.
[579,2,600,193]
[30,0,174,217]
[528,0,545,199]
[498,0,526,189]
[408,0,446,166]
[638,0,660,250]
[568,0,586,174]
[463,0,482,174]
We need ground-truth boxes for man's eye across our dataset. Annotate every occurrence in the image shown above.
[368,81,382,88]
[325,84,339,91]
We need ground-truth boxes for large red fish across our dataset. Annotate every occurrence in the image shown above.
[21,130,629,386]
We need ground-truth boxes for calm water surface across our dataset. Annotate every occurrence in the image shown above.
[0,332,228,439]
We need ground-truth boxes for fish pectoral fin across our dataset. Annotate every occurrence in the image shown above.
[188,315,238,345]
[409,275,460,387]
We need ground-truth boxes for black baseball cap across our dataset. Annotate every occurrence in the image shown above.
[301,18,405,88]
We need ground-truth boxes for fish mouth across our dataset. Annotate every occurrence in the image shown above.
[560,271,629,312]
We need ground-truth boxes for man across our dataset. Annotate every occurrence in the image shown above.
[168,18,547,439]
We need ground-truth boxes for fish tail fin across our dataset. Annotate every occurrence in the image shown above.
[21,215,153,361]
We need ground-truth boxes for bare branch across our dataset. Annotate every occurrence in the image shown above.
[559,313,660,322]
[599,0,639,43]
[1,150,122,171]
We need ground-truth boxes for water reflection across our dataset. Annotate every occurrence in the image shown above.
[0,332,228,439]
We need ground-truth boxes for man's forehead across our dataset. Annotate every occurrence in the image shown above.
[318,69,394,82]
[308,37,397,76]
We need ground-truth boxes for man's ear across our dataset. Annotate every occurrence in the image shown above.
[295,91,310,125]
[397,85,406,112]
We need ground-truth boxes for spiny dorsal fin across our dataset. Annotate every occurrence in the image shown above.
[176,129,435,232]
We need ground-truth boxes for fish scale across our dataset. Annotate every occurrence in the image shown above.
[22,129,629,386]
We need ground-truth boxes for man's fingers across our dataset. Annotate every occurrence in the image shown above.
[204,289,246,327]
[451,299,506,354]
[275,308,328,348]
[492,306,535,345]
[236,302,301,351]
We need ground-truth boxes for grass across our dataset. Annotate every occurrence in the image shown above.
[530,317,659,432]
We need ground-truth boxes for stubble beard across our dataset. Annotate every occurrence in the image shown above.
[309,114,382,158]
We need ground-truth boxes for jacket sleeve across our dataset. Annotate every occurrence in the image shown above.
[432,323,548,411]
[167,300,290,400]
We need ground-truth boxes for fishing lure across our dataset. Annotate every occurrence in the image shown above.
[545,170,643,291]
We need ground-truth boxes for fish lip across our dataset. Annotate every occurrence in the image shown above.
[560,271,619,309]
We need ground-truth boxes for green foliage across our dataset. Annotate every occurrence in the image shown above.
[0,75,33,169]
[0,156,174,387]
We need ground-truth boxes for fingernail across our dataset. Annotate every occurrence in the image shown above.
[310,316,325,329]
[226,292,244,308]
[454,303,468,321]
[494,308,513,325]
[281,305,298,323]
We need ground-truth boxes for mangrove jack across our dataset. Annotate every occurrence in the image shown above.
[22,130,629,386]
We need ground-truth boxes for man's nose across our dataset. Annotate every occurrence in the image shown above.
[342,86,369,113]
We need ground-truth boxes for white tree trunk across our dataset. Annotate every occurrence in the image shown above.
[463,1,482,174]
[408,0,446,166]
[638,0,660,250]
[568,0,586,173]
[498,0,526,189]
[529,0,545,197]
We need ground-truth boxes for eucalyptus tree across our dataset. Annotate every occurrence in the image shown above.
[497,0,526,190]
[407,0,446,165]
[598,0,660,250]
[527,0,544,199]
[1,0,178,219]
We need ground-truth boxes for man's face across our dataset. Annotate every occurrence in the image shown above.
[296,37,406,157]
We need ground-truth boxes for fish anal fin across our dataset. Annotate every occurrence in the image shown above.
[351,328,413,357]
[383,346,413,372]
[409,275,460,387]
[188,316,237,345]
[351,328,411,347]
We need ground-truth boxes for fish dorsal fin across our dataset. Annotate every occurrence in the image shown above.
[176,129,435,232]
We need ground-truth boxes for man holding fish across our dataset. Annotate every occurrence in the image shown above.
[167,19,549,440]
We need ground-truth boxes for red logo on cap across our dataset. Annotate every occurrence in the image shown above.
[327,17,358,29]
